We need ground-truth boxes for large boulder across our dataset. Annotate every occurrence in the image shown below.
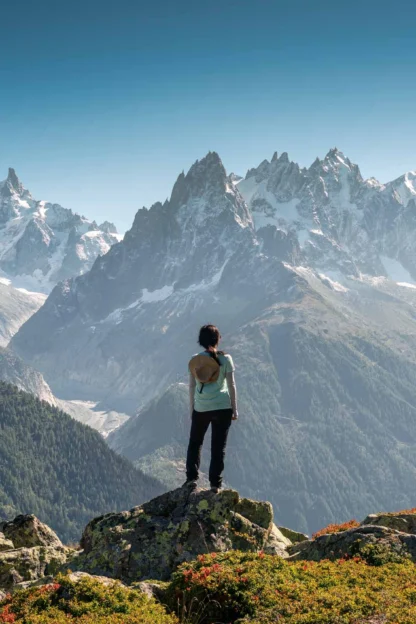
[0,546,70,590]
[1,515,63,549]
[76,487,291,582]
[289,524,416,564]
[361,512,416,534]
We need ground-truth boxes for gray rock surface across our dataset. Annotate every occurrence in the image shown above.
[361,512,416,534]
[2,515,63,549]
[0,546,70,590]
[0,533,14,552]
[76,487,290,582]
[289,524,416,564]
[278,526,309,544]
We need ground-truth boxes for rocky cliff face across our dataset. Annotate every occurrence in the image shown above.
[0,278,45,346]
[75,486,290,582]
[0,168,121,293]
[0,347,56,404]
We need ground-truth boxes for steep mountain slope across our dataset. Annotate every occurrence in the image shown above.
[0,382,162,541]
[12,150,416,533]
[0,168,121,293]
[0,278,46,346]
[0,347,55,403]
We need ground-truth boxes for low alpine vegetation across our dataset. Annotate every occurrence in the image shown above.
[312,519,360,539]
[0,575,177,624]
[167,551,416,623]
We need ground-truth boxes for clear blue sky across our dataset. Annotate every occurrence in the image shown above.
[1,0,415,231]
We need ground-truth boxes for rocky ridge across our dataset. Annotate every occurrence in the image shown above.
[0,516,73,594]
[237,148,416,279]
[75,486,290,582]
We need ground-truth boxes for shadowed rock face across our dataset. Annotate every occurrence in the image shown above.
[76,487,291,582]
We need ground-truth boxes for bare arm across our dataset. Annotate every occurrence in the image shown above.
[189,372,196,417]
[226,371,238,420]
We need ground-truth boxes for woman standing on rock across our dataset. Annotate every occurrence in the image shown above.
[185,324,238,494]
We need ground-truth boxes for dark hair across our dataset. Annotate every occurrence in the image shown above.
[198,324,223,366]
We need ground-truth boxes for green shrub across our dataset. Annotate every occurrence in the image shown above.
[167,551,416,623]
[0,574,178,623]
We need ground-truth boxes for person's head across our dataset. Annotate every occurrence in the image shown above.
[198,324,221,353]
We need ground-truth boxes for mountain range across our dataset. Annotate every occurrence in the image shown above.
[8,148,416,534]
[0,168,121,294]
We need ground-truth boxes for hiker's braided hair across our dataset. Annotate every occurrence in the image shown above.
[198,324,224,366]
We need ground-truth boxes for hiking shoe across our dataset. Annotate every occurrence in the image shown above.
[182,480,198,491]
[210,486,221,494]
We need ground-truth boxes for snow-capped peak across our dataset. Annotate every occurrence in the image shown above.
[0,168,121,292]
[385,171,416,207]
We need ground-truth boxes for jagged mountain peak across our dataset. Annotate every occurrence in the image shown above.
[7,167,22,191]
[169,152,228,208]
[169,151,246,216]
[278,151,290,163]
[1,167,27,199]
[99,220,118,234]
[185,151,226,184]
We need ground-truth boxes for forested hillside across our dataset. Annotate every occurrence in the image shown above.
[0,382,162,542]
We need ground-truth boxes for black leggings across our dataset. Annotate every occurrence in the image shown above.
[186,408,233,488]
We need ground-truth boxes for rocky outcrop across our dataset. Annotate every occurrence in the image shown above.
[361,512,416,534]
[290,514,416,564]
[0,546,70,590]
[75,487,291,582]
[0,515,73,592]
[1,515,63,549]
[5,497,416,596]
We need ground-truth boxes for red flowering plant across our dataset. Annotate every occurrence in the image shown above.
[312,520,360,539]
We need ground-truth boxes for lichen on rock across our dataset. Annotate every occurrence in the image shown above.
[1,515,63,549]
[75,487,290,582]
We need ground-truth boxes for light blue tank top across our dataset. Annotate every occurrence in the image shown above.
[191,351,235,412]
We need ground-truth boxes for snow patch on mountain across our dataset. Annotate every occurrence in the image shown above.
[142,285,174,303]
